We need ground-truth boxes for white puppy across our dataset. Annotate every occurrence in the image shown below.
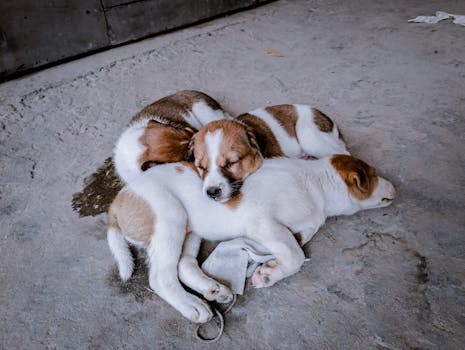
[107,149,395,323]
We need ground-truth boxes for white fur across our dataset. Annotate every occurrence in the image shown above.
[294,104,349,157]
[107,227,134,282]
[108,157,395,320]
[249,107,303,157]
[188,101,231,130]
[113,120,147,184]
[178,233,233,302]
[202,129,233,201]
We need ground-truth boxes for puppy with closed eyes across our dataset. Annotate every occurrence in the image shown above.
[113,90,230,183]
[107,153,395,322]
[191,106,349,202]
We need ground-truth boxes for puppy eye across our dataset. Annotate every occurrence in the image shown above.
[224,161,237,169]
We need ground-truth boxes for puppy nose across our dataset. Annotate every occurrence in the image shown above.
[206,186,222,199]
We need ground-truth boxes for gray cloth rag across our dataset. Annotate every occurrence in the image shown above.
[201,238,274,295]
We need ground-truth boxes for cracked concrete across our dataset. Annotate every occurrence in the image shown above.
[1,0,465,348]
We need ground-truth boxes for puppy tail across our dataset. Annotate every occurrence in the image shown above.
[113,125,146,184]
[107,226,134,282]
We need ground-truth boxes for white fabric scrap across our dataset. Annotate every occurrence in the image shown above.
[201,238,274,295]
[409,11,465,26]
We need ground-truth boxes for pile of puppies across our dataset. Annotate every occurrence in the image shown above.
[107,90,396,323]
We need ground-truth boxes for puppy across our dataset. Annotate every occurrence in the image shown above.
[237,104,348,159]
[113,90,230,183]
[191,110,348,202]
[107,154,395,322]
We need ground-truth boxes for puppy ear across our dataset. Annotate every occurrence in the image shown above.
[348,169,369,193]
[186,133,197,162]
[245,128,260,153]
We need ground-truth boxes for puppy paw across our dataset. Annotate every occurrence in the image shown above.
[251,260,278,288]
[182,297,213,323]
[203,282,234,303]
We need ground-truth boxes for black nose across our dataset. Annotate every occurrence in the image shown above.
[206,186,222,199]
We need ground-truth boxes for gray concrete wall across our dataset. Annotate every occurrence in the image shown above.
[0,0,267,79]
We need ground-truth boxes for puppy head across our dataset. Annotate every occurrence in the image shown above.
[191,120,263,202]
[139,120,194,171]
[331,155,396,210]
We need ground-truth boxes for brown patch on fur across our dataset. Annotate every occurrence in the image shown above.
[131,90,223,126]
[236,113,284,158]
[265,105,298,138]
[312,108,334,133]
[330,155,378,200]
[138,122,194,170]
[108,189,155,246]
[175,165,184,173]
[225,192,243,209]
[192,120,264,181]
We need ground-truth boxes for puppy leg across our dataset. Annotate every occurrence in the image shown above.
[179,232,233,303]
[248,220,305,288]
[295,226,319,246]
[146,209,213,323]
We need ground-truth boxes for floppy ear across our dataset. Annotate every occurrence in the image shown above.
[348,169,369,193]
[245,128,261,154]
[186,133,197,162]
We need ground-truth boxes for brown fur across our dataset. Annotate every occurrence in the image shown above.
[108,189,155,246]
[236,113,284,158]
[131,90,222,126]
[225,192,243,209]
[138,121,194,170]
[131,90,224,171]
[330,155,378,200]
[312,108,334,133]
[265,105,298,138]
[192,120,263,182]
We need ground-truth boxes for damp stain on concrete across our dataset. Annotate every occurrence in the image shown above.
[107,247,154,303]
[71,157,123,217]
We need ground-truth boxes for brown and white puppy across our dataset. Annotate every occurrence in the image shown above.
[191,105,349,202]
[237,104,347,159]
[113,90,230,183]
[107,154,395,322]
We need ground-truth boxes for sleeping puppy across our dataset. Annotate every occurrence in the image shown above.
[191,111,348,202]
[113,90,230,183]
[107,154,395,322]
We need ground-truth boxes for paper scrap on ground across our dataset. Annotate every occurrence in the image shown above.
[201,238,274,295]
[409,11,465,26]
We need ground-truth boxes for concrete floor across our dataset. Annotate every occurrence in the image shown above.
[1,0,465,348]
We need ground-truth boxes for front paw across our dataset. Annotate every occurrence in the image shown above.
[251,260,278,288]
[203,282,234,303]
[181,297,213,323]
